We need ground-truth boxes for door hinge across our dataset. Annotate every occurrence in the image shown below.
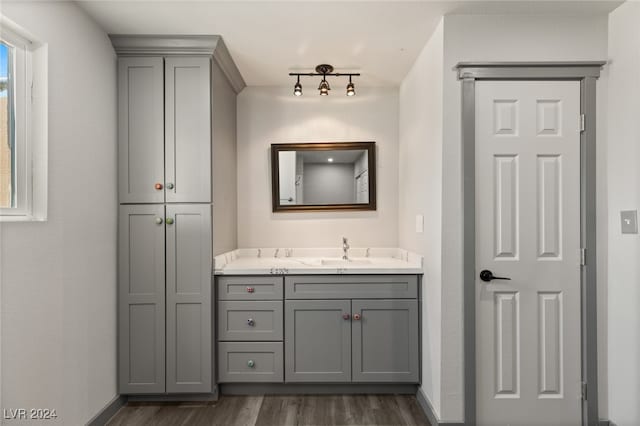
[581,382,587,401]
[580,248,586,266]
[580,114,585,132]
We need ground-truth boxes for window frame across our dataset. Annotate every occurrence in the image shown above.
[0,18,46,222]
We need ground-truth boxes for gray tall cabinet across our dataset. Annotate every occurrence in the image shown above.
[112,36,244,395]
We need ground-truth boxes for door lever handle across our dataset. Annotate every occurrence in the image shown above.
[480,270,511,282]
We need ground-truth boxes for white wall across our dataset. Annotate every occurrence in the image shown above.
[237,86,399,248]
[440,14,609,421]
[0,2,118,424]
[398,19,444,418]
[607,3,640,425]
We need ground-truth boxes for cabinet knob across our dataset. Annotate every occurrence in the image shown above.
[165,218,174,225]
[166,183,174,190]
[154,183,163,190]
[246,287,255,293]
[342,313,350,320]
[247,360,255,368]
[247,318,255,326]
[353,313,361,321]
[155,217,163,225]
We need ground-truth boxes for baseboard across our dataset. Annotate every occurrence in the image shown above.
[127,391,219,403]
[415,388,464,426]
[599,420,611,426]
[221,383,418,395]
[85,394,127,426]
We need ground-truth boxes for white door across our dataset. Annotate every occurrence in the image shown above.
[476,80,582,426]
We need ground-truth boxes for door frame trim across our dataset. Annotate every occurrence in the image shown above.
[456,61,606,426]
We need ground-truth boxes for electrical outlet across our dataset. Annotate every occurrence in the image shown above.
[415,214,424,233]
[621,210,638,234]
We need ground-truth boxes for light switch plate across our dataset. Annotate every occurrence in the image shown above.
[415,214,424,233]
[621,210,638,234]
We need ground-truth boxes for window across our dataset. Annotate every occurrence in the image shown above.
[0,41,16,209]
[0,19,47,221]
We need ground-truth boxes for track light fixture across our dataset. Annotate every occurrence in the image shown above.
[293,75,302,96]
[289,64,360,97]
[318,78,330,96]
[346,75,355,97]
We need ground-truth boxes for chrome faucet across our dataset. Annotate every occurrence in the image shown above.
[342,237,350,260]
[274,248,280,258]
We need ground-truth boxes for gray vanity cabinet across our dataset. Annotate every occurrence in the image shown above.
[216,274,421,386]
[119,204,212,394]
[285,300,352,382]
[118,56,211,204]
[351,299,419,382]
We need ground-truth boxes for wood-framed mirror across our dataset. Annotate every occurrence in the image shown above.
[271,142,377,212]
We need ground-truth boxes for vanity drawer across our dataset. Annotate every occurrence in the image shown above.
[218,342,284,383]
[218,301,283,341]
[217,276,283,300]
[285,275,418,299]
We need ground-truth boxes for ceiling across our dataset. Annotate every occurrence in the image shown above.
[77,0,622,87]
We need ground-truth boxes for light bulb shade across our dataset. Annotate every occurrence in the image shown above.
[318,79,330,96]
[346,81,355,96]
[294,81,302,96]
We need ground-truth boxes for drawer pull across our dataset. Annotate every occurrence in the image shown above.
[246,287,255,293]
[353,313,361,321]
[247,360,255,368]
[342,313,350,320]
[247,318,255,326]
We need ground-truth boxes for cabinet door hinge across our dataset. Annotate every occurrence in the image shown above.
[580,114,586,132]
[580,248,586,266]
[581,382,588,401]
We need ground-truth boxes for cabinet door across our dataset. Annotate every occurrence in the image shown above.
[165,204,212,393]
[118,57,165,203]
[285,300,351,382]
[352,300,419,383]
[119,205,166,393]
[165,57,211,203]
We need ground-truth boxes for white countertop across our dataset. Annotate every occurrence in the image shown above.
[214,248,423,275]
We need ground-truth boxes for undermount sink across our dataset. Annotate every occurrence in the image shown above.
[320,258,372,266]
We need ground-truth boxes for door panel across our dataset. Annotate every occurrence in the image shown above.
[118,57,164,203]
[165,57,211,203]
[165,204,212,393]
[285,300,351,382]
[118,205,165,394]
[476,81,581,425]
[352,299,419,383]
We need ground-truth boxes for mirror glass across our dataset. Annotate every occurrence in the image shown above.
[271,142,376,212]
